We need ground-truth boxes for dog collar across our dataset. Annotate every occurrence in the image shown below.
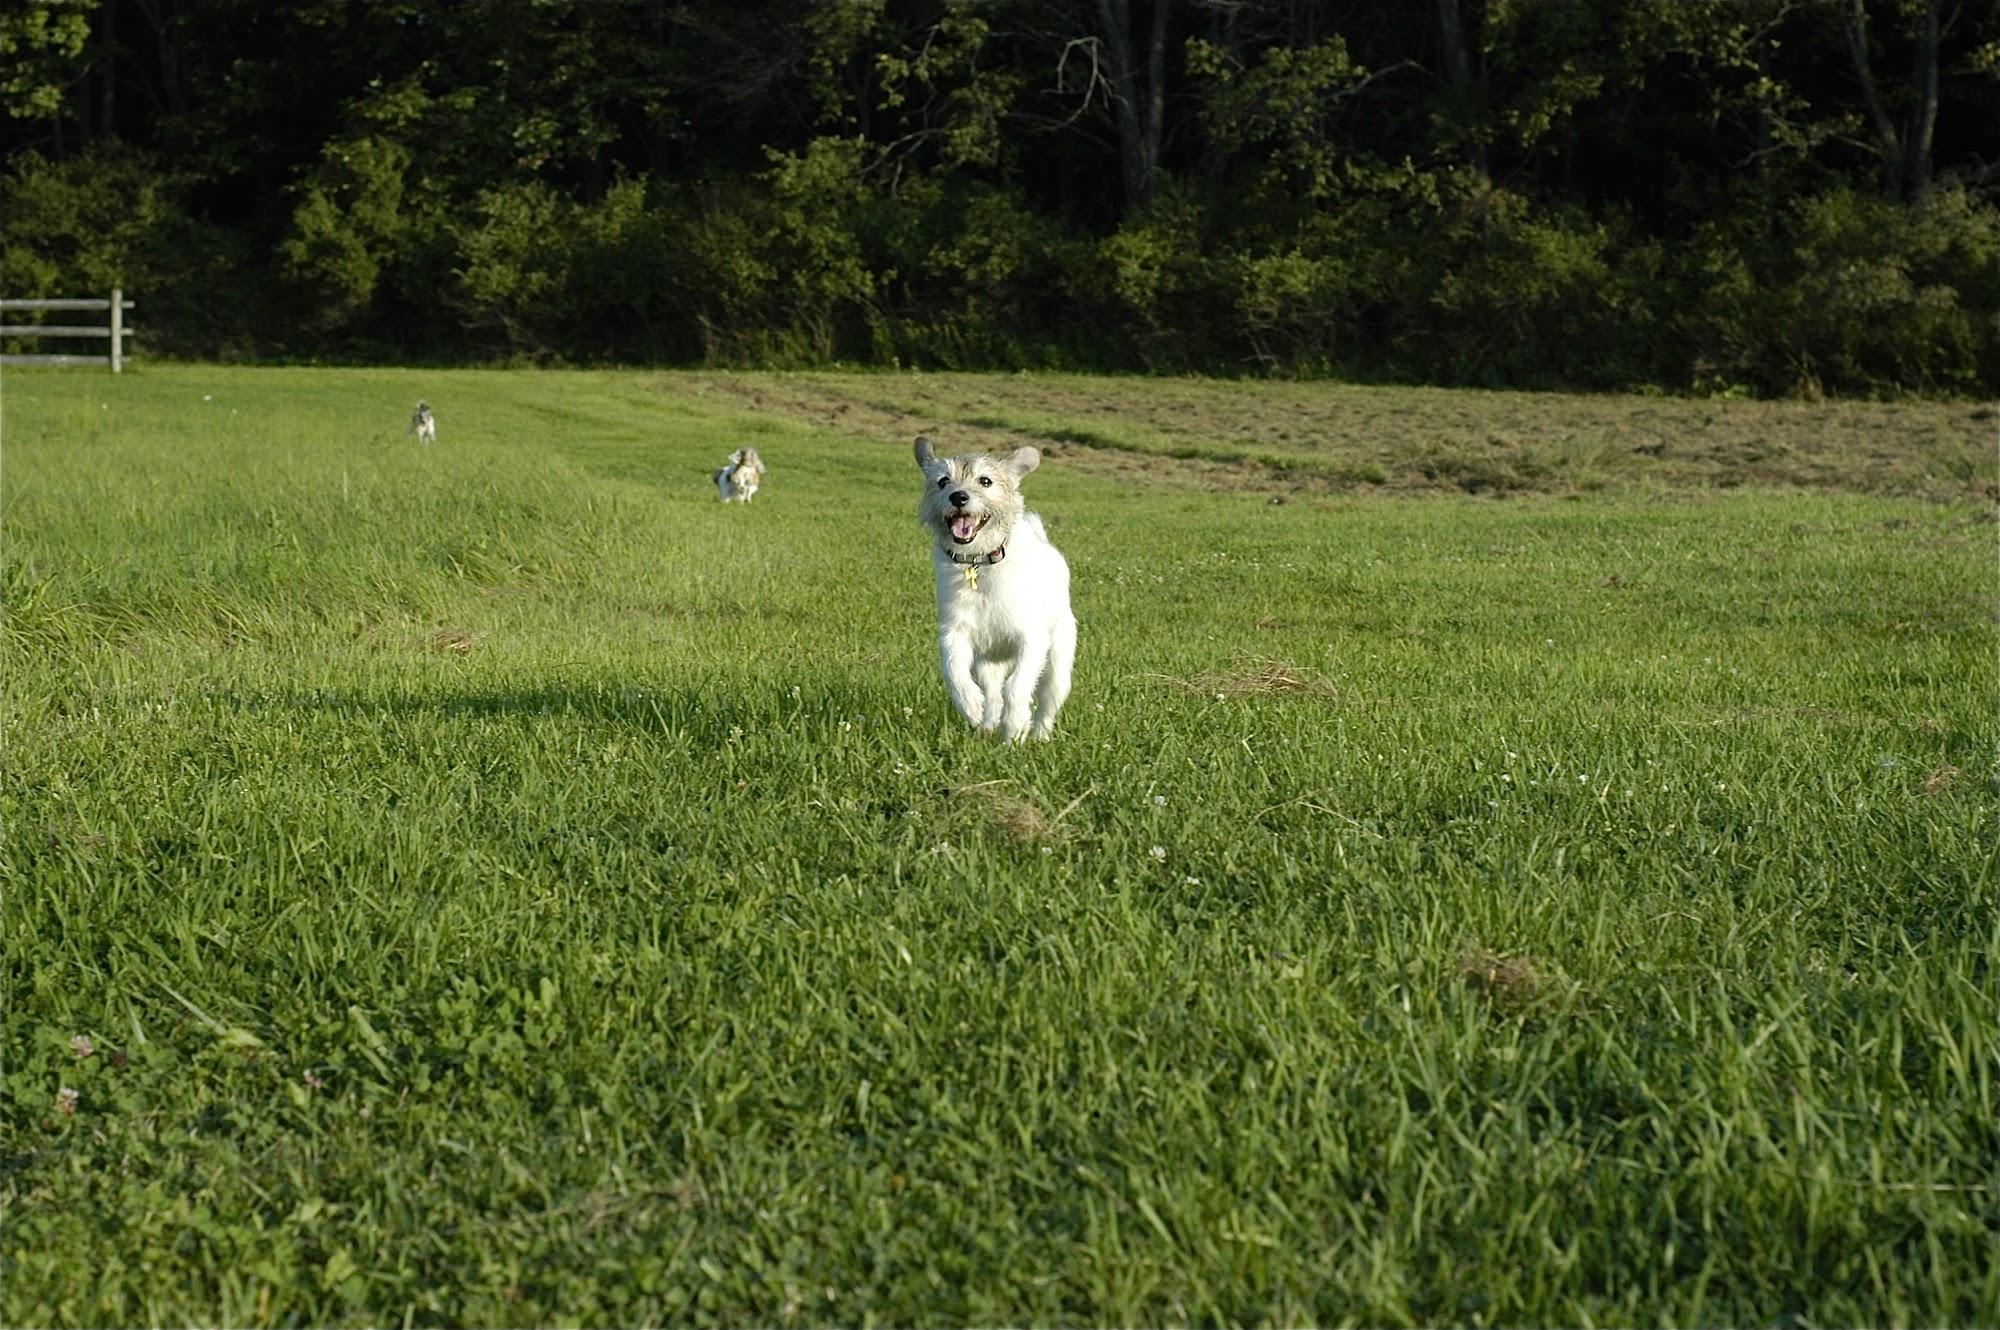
[944,544,1006,566]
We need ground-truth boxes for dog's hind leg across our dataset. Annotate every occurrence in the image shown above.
[1030,613,1077,740]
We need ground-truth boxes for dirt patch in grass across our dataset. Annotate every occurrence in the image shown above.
[665,371,2000,501]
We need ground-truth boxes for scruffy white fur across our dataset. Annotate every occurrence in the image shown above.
[409,400,436,444]
[914,434,1077,741]
[715,447,763,502]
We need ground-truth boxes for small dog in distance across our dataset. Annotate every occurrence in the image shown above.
[914,434,1076,741]
[409,401,436,444]
[715,447,764,502]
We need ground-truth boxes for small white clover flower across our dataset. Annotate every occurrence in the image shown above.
[56,1087,79,1116]
[1500,774,1511,782]
[1152,795,1167,806]
[1148,845,1167,861]
[69,1034,94,1059]
[1185,875,1201,885]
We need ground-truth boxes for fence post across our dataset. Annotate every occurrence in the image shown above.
[111,288,123,374]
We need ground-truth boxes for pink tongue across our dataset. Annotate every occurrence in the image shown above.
[951,515,980,543]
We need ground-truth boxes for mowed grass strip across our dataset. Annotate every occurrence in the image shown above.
[4,365,1995,1328]
[672,368,2000,498]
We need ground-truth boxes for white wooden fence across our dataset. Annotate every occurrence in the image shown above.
[0,290,134,372]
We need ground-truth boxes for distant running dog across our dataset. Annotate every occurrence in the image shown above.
[913,434,1076,741]
[715,447,764,502]
[409,401,436,444]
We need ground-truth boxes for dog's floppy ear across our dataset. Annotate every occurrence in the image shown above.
[914,435,937,469]
[1003,446,1041,480]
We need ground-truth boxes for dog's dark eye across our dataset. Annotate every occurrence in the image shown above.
[978,476,993,487]
[936,476,948,489]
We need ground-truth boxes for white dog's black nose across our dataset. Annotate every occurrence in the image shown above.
[949,490,970,507]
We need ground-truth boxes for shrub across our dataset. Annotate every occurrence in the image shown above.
[1226,247,1353,373]
[1087,183,1227,370]
[278,134,443,333]
[447,180,573,357]
[1681,186,2000,398]
[1,144,244,358]
[1423,196,1665,389]
[1774,187,1997,396]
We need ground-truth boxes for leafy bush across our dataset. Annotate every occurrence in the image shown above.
[1224,246,1355,374]
[447,179,574,357]
[1771,187,1997,396]
[1,144,244,357]
[1680,186,2000,398]
[1422,196,1666,389]
[1088,183,1228,370]
[278,134,443,333]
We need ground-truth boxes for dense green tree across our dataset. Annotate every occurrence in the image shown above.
[3,0,1994,392]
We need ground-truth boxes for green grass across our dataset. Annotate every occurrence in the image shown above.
[4,365,1995,1328]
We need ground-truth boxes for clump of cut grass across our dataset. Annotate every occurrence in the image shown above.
[1922,763,1964,796]
[938,781,1088,846]
[429,627,482,653]
[1460,943,1550,1014]
[1181,655,1339,700]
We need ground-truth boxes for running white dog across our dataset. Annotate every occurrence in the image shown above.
[409,400,436,444]
[715,447,763,502]
[914,434,1077,741]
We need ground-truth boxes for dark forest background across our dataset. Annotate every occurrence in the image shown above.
[4,0,1997,395]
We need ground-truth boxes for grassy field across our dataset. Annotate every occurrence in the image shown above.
[3,364,1995,1327]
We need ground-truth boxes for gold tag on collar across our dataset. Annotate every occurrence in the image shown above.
[964,564,980,591]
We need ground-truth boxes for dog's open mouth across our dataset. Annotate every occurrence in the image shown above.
[949,513,986,544]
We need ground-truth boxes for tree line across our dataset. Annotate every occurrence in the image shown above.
[5,0,1997,395]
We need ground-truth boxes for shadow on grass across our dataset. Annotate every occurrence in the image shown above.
[271,676,915,744]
